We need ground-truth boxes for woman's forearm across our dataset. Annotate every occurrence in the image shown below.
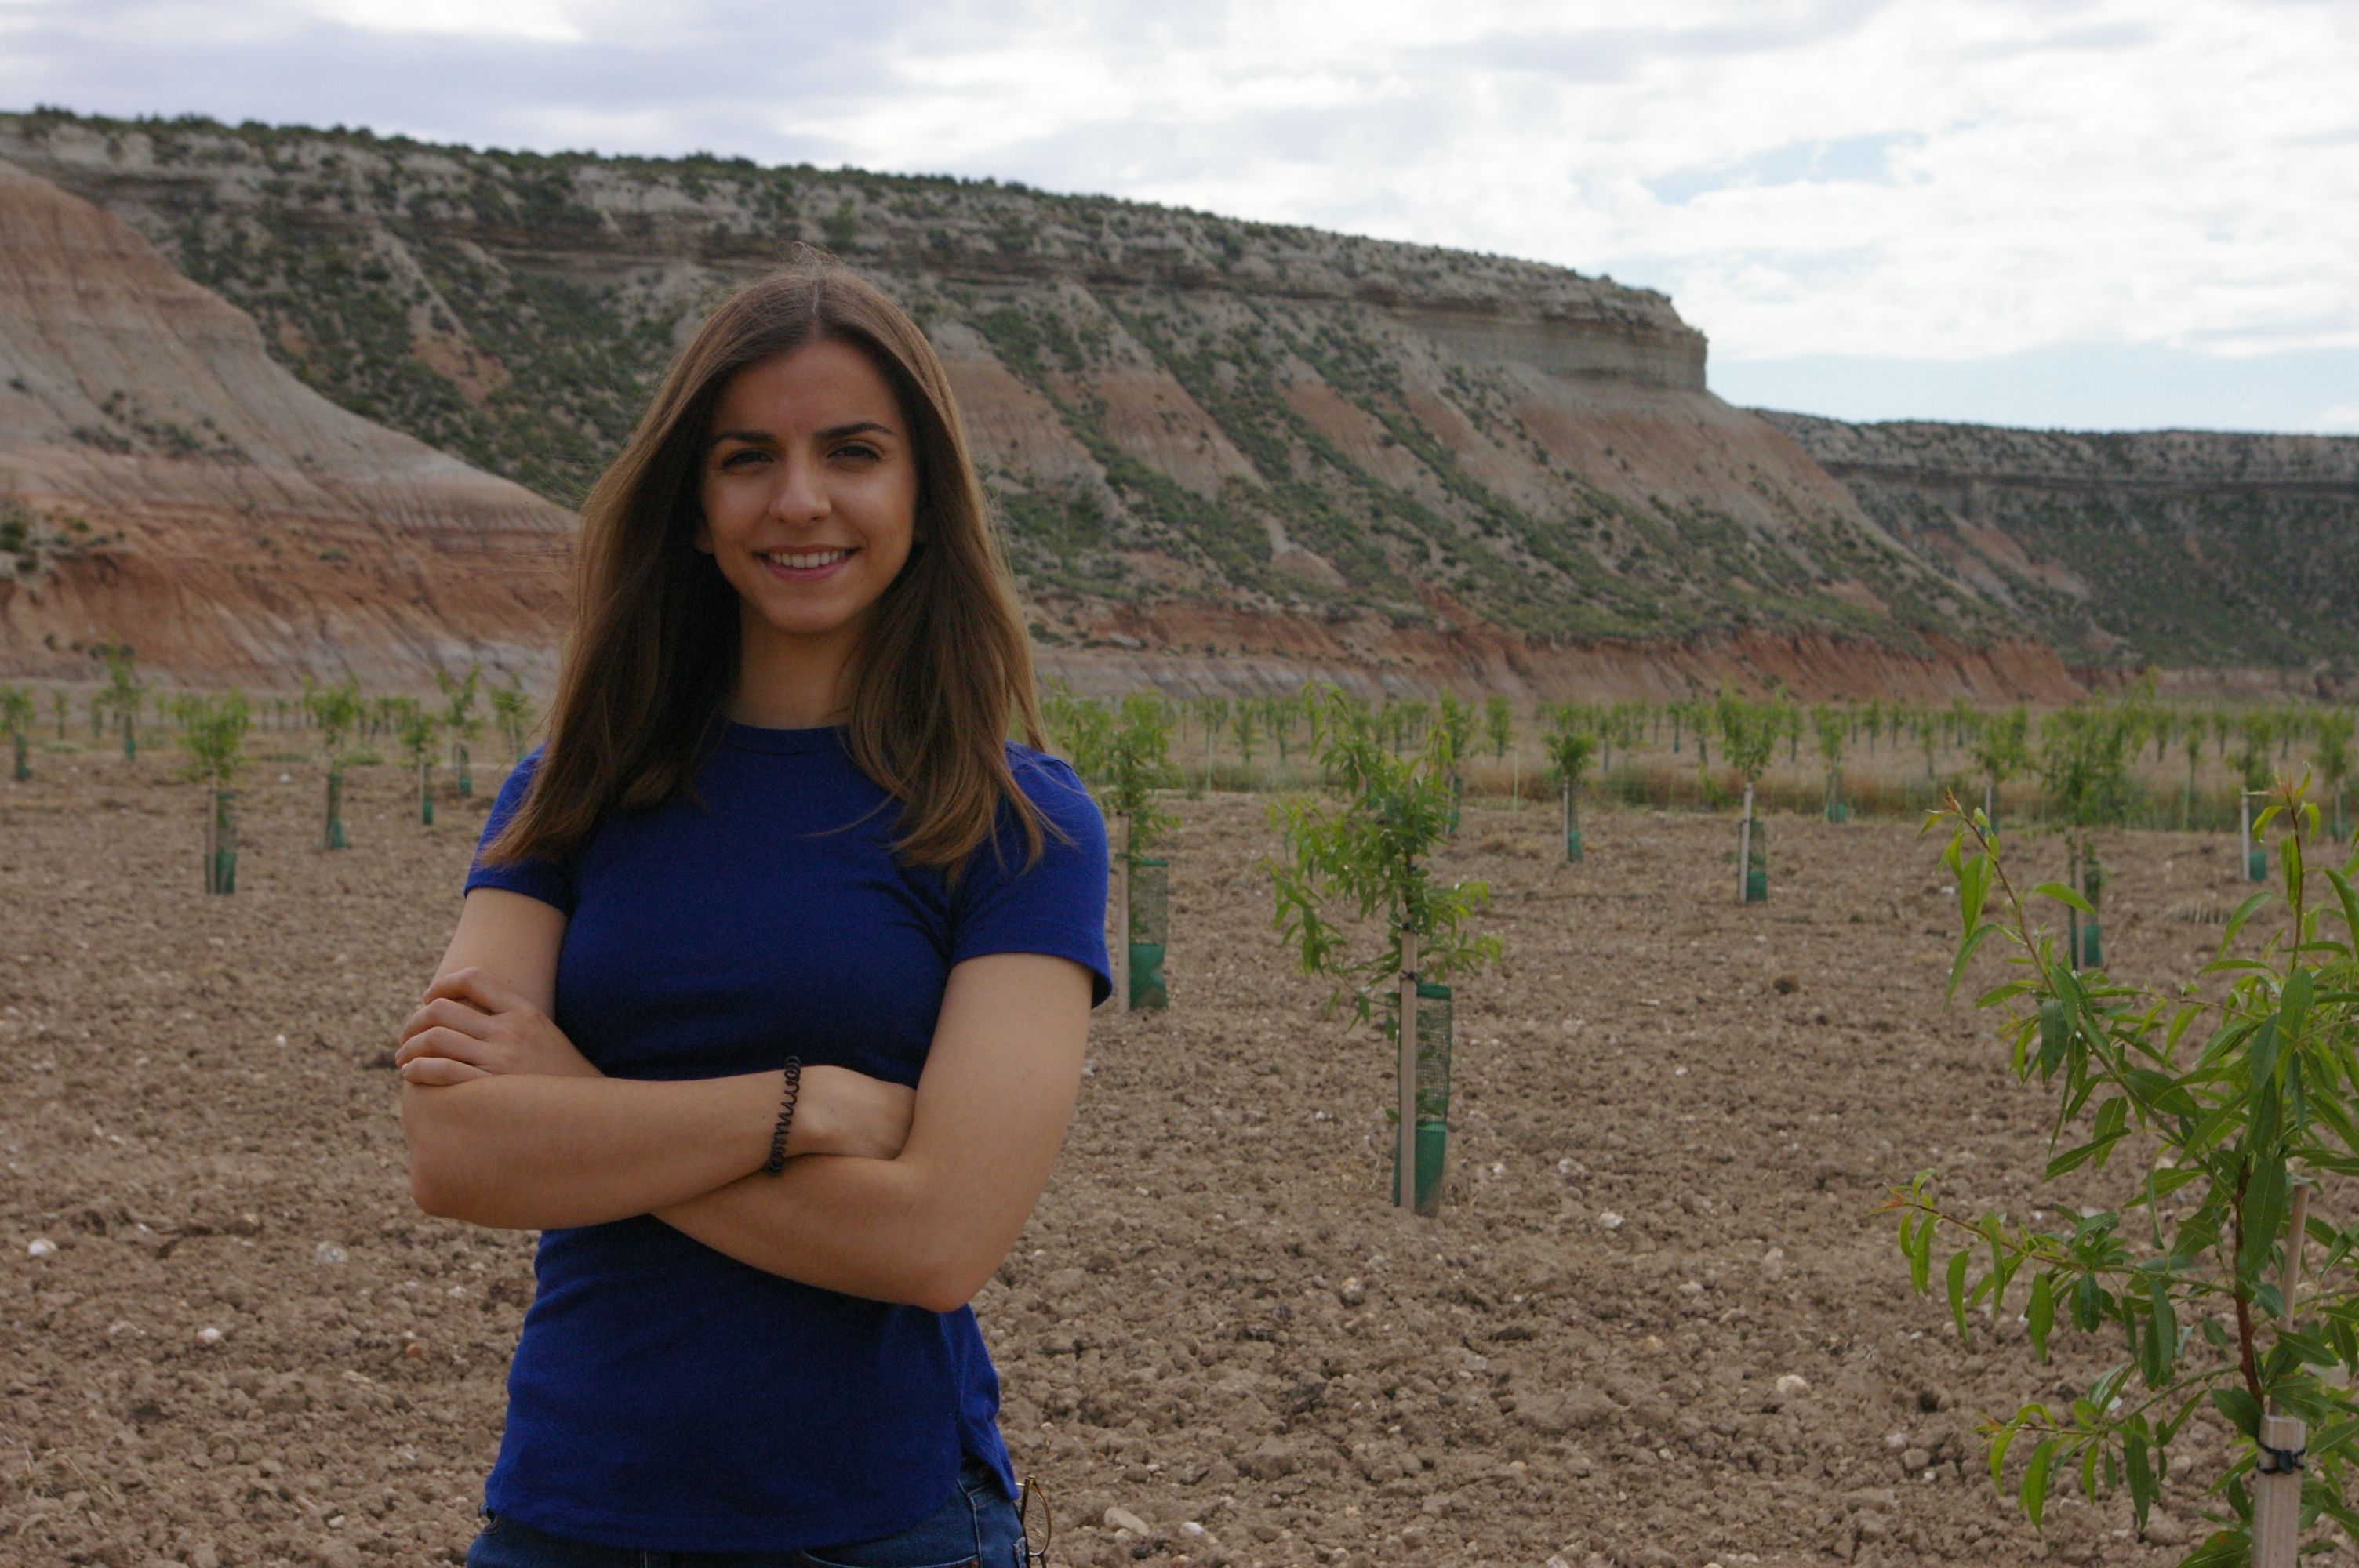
[652,1155,964,1311]
[403,1072,777,1229]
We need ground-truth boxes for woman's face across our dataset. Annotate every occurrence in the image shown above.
[695,339,919,656]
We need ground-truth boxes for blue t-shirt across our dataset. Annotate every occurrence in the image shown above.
[459,720,1110,1552]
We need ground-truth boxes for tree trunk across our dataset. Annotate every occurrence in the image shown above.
[1398,927,1419,1215]
[1112,813,1131,1017]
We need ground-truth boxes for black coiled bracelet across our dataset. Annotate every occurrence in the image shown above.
[761,1057,802,1175]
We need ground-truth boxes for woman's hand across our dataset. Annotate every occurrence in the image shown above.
[796,1065,917,1160]
[396,967,603,1086]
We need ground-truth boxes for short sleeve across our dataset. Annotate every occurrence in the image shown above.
[463,747,577,915]
[950,749,1112,1007]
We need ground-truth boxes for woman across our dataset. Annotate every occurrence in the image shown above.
[394,260,1108,1567]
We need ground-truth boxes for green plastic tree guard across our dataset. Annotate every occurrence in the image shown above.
[2073,845,2104,970]
[1128,856,1169,1011]
[206,790,238,895]
[1389,981,1452,1216]
[1743,817,1769,904]
[325,771,348,851]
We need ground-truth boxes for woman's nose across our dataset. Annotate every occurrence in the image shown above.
[769,454,830,522]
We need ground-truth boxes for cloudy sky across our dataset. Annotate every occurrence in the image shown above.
[3,0,2353,434]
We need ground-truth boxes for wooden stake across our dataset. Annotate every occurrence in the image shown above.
[1737,783,1754,904]
[2067,840,2081,969]
[1112,812,1132,1015]
[1398,927,1419,1214]
[2254,1182,2311,1568]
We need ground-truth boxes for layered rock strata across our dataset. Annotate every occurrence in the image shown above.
[0,153,572,687]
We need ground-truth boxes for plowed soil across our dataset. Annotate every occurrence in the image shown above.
[0,750,2277,1566]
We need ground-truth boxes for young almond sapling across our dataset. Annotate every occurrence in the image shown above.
[1267,686,1500,1216]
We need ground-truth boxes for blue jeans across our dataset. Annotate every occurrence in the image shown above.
[464,1457,1030,1568]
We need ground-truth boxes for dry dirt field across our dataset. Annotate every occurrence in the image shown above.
[0,750,2303,1567]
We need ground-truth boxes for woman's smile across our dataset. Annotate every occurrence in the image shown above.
[757,546,859,581]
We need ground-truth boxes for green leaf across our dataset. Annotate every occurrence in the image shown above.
[2035,881,2097,916]
[2072,1273,2104,1333]
[2125,1432,2155,1530]
[2282,965,2314,1042]
[1906,1210,1935,1295]
[2248,1018,2282,1090]
[2028,1272,2055,1361]
[2221,890,2274,949]
[2022,1437,2057,1530]
[2241,1158,2289,1280]
[2211,1386,2261,1439]
[2327,868,2359,946]
[2037,998,2069,1080]
[1946,1249,1972,1343]
[1989,1421,2018,1488]
[2145,1275,2177,1386]
[1960,851,1991,931]
[1948,922,2003,1002]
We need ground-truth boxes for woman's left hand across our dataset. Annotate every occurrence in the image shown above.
[395,967,604,1086]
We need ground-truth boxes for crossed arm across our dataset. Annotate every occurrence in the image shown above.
[396,887,1092,1313]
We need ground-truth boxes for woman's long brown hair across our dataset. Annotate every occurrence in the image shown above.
[482,257,1049,878]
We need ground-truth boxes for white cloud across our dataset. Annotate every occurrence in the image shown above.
[314,0,581,40]
[0,0,2351,425]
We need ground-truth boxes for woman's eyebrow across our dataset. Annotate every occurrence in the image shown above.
[708,420,896,448]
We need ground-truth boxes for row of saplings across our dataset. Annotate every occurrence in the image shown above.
[1049,685,2359,1567]
[0,649,533,893]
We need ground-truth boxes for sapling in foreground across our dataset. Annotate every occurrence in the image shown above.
[397,703,440,825]
[2037,706,2132,968]
[174,691,249,893]
[437,666,482,799]
[1717,691,1776,903]
[1100,696,1177,1012]
[307,680,363,850]
[2315,713,2353,843]
[1812,704,1848,822]
[0,685,33,782]
[1886,779,2358,1568]
[1435,695,1476,833]
[489,675,536,764]
[99,644,143,761]
[1543,713,1594,863]
[1267,687,1499,1216]
[1484,693,1514,763]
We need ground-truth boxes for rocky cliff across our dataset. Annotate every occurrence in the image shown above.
[0,150,572,688]
[1758,415,2359,691]
[0,107,2084,701]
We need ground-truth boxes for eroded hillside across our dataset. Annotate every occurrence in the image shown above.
[1761,413,2359,682]
[0,108,2061,699]
[0,151,571,687]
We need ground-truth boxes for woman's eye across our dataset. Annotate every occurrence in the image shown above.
[833,443,881,462]
[719,448,767,470]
